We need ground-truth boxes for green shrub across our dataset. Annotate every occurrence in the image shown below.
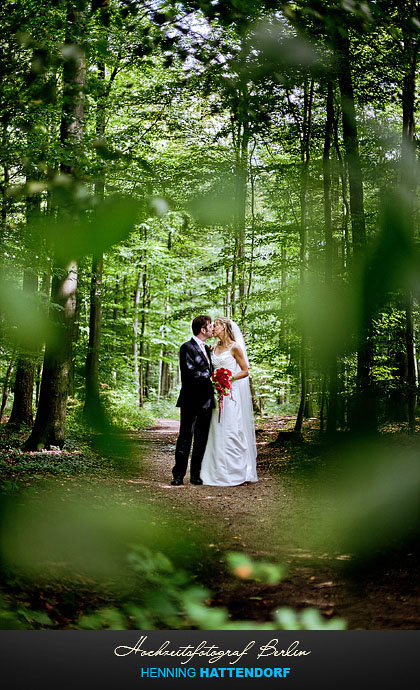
[77,546,346,631]
[104,390,155,430]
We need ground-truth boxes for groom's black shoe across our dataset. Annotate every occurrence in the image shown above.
[190,477,203,485]
[171,476,184,486]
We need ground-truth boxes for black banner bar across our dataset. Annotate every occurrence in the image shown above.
[1,630,419,689]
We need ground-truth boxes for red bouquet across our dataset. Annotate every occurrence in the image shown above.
[212,367,234,422]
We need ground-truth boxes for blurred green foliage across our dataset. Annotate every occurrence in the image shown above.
[226,551,287,585]
[296,437,420,565]
[0,475,347,630]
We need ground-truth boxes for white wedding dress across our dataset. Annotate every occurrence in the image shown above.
[200,344,258,486]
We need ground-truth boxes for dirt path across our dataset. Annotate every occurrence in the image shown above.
[2,416,419,629]
[132,418,290,560]
[122,418,420,630]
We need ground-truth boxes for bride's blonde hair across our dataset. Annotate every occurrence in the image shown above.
[214,317,236,347]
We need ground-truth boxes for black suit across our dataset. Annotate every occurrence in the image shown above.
[172,338,215,480]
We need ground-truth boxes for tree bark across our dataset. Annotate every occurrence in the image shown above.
[294,78,314,434]
[141,289,151,407]
[84,251,103,420]
[335,26,375,433]
[401,19,419,434]
[324,81,334,285]
[133,271,141,405]
[8,257,38,427]
[24,261,78,449]
[1,116,11,238]
[245,139,257,321]
[336,30,366,254]
[0,359,15,422]
[111,274,120,387]
[35,362,43,407]
[24,1,86,449]
[8,355,36,427]
[138,227,149,407]
[323,80,338,434]
[229,73,249,318]
[235,113,249,321]
[278,243,289,405]
[332,112,350,267]
[84,58,107,421]
[9,182,41,427]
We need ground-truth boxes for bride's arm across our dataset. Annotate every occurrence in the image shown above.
[231,344,249,381]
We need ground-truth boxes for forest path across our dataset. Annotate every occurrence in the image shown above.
[128,417,297,562]
[116,418,420,630]
[116,417,355,626]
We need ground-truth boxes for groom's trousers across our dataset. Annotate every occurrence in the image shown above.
[173,406,212,479]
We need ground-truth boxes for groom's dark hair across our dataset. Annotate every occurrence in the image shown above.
[192,315,211,335]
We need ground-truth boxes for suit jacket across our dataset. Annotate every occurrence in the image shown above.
[176,338,215,410]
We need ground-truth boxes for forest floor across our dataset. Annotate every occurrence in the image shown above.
[131,416,420,630]
[1,415,420,630]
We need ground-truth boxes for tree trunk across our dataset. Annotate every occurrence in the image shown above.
[401,25,419,434]
[244,139,257,322]
[229,75,249,318]
[224,267,230,316]
[159,230,172,399]
[249,376,261,415]
[133,271,141,406]
[0,359,15,423]
[236,116,249,321]
[335,26,375,433]
[84,58,107,421]
[323,80,338,435]
[8,38,50,428]
[139,233,148,407]
[8,176,40,427]
[294,78,314,434]
[144,343,150,400]
[84,251,103,420]
[1,116,10,237]
[8,356,36,427]
[333,113,350,267]
[24,261,78,449]
[157,350,163,402]
[324,81,334,284]
[111,274,120,387]
[230,237,237,317]
[405,292,417,433]
[336,31,366,254]
[24,2,86,450]
[278,244,289,404]
[35,362,43,407]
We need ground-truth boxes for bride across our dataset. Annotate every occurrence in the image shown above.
[200,317,258,486]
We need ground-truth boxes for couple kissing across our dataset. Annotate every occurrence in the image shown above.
[171,315,258,487]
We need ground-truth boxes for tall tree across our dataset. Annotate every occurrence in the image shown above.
[25,0,86,449]
[323,79,339,434]
[294,77,314,434]
[399,1,420,433]
[331,11,376,432]
[7,184,39,427]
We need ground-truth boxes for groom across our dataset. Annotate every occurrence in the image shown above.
[171,315,215,486]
